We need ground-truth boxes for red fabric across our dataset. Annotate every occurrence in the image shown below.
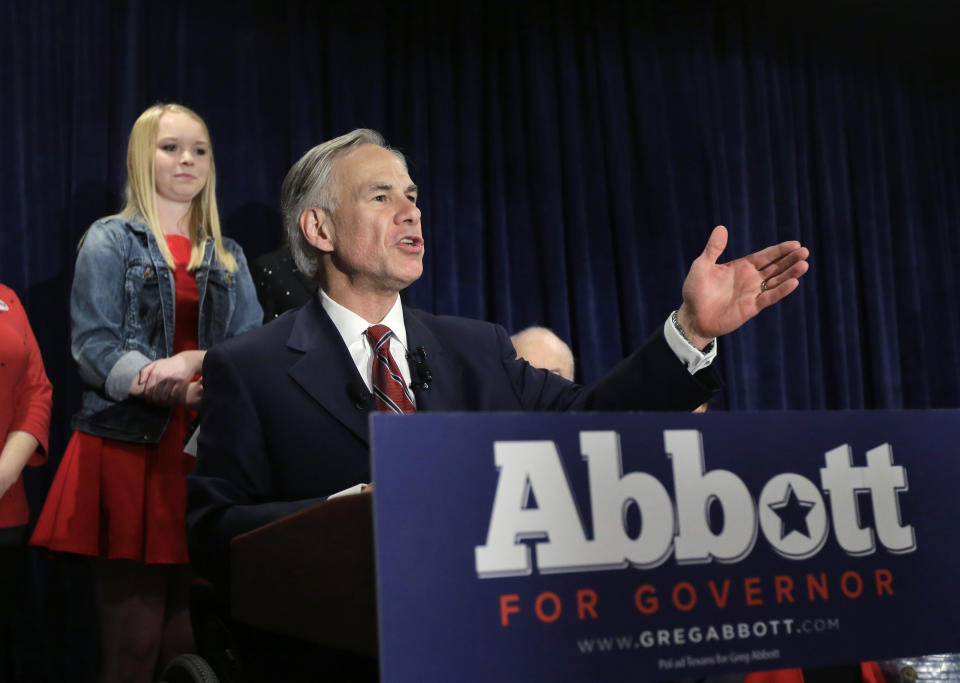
[0,284,52,528]
[366,324,416,414]
[745,663,887,683]
[168,236,199,355]
[861,661,887,683]
[30,236,199,563]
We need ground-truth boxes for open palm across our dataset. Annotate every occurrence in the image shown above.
[678,226,810,343]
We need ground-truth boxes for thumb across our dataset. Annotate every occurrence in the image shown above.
[700,225,728,265]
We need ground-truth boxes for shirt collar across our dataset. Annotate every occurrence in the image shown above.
[319,289,408,352]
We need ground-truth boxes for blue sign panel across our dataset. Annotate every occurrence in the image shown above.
[371,411,960,682]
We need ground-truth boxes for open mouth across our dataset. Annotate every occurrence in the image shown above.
[398,236,423,247]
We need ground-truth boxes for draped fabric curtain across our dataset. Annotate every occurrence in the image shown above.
[2,0,958,678]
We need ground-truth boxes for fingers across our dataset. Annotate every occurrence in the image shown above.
[143,356,192,392]
[143,359,172,392]
[138,362,156,388]
[144,378,189,406]
[129,378,145,396]
[135,359,199,405]
[757,277,800,309]
[143,380,172,404]
[746,241,805,270]
[759,252,810,290]
[700,226,728,265]
[764,246,809,273]
[185,381,204,410]
[144,370,164,393]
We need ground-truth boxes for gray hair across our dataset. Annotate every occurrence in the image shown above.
[281,128,407,278]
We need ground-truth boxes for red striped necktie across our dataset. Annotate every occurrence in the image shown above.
[365,324,416,414]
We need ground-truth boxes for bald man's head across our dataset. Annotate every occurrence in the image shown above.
[511,326,575,381]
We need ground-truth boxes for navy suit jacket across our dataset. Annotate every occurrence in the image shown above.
[186,296,720,584]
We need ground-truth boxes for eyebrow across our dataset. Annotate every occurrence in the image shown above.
[157,136,209,145]
[365,183,418,194]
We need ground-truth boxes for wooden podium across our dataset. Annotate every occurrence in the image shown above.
[229,493,378,657]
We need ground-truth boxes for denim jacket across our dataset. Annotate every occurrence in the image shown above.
[71,215,262,443]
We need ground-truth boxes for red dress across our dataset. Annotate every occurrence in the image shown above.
[0,284,52,529]
[31,235,199,564]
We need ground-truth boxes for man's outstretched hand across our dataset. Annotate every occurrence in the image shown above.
[676,226,810,349]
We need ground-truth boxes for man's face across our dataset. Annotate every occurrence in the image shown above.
[323,144,424,295]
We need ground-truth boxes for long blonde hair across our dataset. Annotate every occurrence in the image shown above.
[119,103,237,272]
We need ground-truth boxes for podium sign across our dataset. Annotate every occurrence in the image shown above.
[371,411,960,682]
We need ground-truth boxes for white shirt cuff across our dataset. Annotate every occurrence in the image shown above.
[663,313,718,375]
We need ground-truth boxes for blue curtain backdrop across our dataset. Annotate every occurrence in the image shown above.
[2,0,959,679]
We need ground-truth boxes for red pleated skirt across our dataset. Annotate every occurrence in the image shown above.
[30,406,195,565]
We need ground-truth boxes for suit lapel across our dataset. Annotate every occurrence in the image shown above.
[404,308,463,411]
[287,297,372,445]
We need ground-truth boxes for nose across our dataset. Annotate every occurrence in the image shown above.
[179,149,194,165]
[397,196,421,224]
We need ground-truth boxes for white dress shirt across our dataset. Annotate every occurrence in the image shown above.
[320,289,416,404]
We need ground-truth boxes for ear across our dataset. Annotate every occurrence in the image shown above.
[300,207,335,254]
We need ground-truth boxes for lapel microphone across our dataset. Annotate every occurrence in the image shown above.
[407,346,433,391]
[346,381,372,410]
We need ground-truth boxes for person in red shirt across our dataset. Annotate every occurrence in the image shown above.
[0,283,53,680]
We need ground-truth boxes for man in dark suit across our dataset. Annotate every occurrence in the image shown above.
[186,128,809,587]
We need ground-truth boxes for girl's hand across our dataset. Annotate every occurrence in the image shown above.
[136,350,205,406]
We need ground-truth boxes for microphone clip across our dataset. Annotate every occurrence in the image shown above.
[407,346,433,391]
[346,381,372,410]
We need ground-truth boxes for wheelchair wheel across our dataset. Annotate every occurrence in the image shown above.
[158,653,220,683]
